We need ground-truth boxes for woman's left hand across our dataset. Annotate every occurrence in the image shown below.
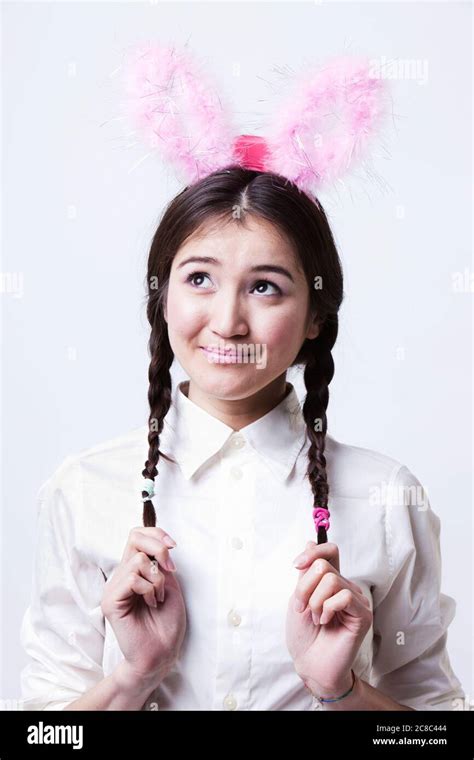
[286,541,373,698]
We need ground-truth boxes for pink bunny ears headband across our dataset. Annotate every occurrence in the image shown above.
[118,43,393,196]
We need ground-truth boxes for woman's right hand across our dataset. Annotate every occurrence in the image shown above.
[101,526,187,689]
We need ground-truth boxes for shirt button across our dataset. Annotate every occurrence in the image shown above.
[231,435,245,449]
[227,609,242,626]
[223,694,238,710]
[229,465,242,480]
[231,536,243,550]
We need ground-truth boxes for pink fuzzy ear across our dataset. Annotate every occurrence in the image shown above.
[264,56,392,194]
[120,42,237,184]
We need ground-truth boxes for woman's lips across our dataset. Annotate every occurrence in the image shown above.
[200,346,239,362]
[201,345,234,355]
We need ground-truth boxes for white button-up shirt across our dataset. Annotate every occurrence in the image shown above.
[19,380,465,711]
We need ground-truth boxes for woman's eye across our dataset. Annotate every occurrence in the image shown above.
[251,280,282,296]
[185,271,282,297]
[186,272,213,289]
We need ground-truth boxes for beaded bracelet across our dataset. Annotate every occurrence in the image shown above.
[316,669,356,705]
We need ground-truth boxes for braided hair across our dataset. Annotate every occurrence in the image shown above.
[141,167,344,543]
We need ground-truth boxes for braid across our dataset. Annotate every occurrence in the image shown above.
[141,310,176,528]
[301,314,338,544]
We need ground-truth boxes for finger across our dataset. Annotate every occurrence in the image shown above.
[340,577,372,608]
[342,578,369,601]
[149,561,166,605]
[110,552,166,609]
[306,570,371,618]
[122,527,177,571]
[319,587,371,626]
[117,570,159,610]
[327,577,371,607]
[122,527,177,560]
[293,541,340,574]
[129,552,166,605]
[294,558,341,611]
[132,526,177,549]
[294,563,370,614]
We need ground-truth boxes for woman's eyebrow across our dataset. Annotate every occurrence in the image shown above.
[176,256,295,283]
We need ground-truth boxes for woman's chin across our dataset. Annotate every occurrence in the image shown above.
[191,367,268,400]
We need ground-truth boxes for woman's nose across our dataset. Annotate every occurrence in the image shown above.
[208,289,249,337]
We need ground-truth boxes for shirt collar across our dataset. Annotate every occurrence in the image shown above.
[163,380,307,482]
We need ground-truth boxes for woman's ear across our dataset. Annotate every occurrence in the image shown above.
[306,312,321,341]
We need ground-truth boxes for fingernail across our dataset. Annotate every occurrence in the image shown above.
[159,588,165,603]
[312,611,320,625]
[293,553,308,568]
[151,598,157,608]
[294,598,305,612]
[165,557,176,571]
[163,536,177,548]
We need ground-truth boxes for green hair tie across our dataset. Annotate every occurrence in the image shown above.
[141,478,155,501]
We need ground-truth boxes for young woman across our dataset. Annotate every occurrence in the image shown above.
[20,167,465,711]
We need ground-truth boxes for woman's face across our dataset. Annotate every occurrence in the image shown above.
[164,215,320,402]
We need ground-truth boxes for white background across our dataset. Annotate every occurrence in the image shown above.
[2,0,472,705]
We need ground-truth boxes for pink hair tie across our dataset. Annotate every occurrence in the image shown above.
[312,507,330,533]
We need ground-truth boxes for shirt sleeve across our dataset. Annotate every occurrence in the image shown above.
[369,464,465,711]
[19,455,106,710]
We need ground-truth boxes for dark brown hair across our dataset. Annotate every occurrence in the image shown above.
[141,166,344,544]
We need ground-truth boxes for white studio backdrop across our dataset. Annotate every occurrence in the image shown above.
[2,0,472,706]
